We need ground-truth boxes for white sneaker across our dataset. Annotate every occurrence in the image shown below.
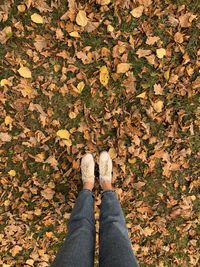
[99,151,112,186]
[81,153,95,184]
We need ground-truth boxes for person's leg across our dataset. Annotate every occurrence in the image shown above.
[98,151,139,267]
[51,154,96,267]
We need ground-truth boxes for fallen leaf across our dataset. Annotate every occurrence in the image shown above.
[76,81,85,93]
[100,66,109,86]
[156,48,166,59]
[11,245,22,256]
[136,49,152,58]
[26,259,34,266]
[41,188,55,200]
[164,69,170,80]
[109,147,117,159]
[31,13,44,24]
[179,12,197,28]
[131,6,144,18]
[143,227,154,237]
[136,91,147,99]
[174,32,184,43]
[152,100,164,112]
[116,63,131,73]
[17,4,26,12]
[5,115,13,126]
[76,10,88,27]
[18,67,32,78]
[0,79,11,86]
[146,36,160,45]
[128,158,136,164]
[0,132,11,142]
[56,129,70,139]
[69,31,80,38]
[0,26,12,44]
[63,139,72,147]
[97,0,111,5]
[153,83,164,95]
[107,25,114,32]
[8,170,16,176]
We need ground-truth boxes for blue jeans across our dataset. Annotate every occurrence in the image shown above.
[51,189,139,267]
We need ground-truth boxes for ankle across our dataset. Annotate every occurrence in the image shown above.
[83,182,94,191]
[101,181,112,191]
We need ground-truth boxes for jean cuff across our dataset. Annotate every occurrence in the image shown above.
[81,188,95,197]
[101,189,115,197]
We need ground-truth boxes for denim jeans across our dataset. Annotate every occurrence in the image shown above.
[51,189,139,267]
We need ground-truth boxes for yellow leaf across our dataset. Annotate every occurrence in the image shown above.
[128,158,136,164]
[5,116,13,126]
[156,48,166,59]
[152,100,164,112]
[69,111,77,119]
[17,4,26,12]
[191,195,196,201]
[107,25,114,32]
[109,147,117,159]
[136,91,147,99]
[76,81,85,94]
[56,129,70,139]
[18,67,32,78]
[46,232,53,238]
[8,170,16,176]
[76,10,88,27]
[100,66,109,86]
[0,79,11,86]
[63,139,72,147]
[130,6,144,18]
[164,69,170,80]
[69,31,80,38]
[31,13,44,24]
[116,63,131,74]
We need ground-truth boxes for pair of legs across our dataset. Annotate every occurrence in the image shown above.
[51,152,139,267]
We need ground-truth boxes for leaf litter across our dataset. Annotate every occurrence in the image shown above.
[0,0,199,266]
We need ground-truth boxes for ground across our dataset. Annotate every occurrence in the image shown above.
[0,0,200,266]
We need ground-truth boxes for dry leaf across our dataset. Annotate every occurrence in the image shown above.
[76,81,85,93]
[31,13,44,24]
[152,100,164,112]
[179,12,196,28]
[153,83,164,95]
[174,32,184,43]
[143,227,154,237]
[136,91,147,99]
[0,132,11,142]
[18,67,32,78]
[17,4,26,12]
[8,170,16,176]
[116,63,131,73]
[100,66,109,86]
[156,48,166,59]
[136,49,151,58]
[146,36,160,45]
[131,6,144,18]
[41,188,55,200]
[69,31,80,38]
[109,147,117,159]
[0,79,12,86]
[107,25,114,32]
[56,129,70,139]
[76,10,88,27]
[164,69,170,80]
[97,0,111,5]
[11,245,22,256]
